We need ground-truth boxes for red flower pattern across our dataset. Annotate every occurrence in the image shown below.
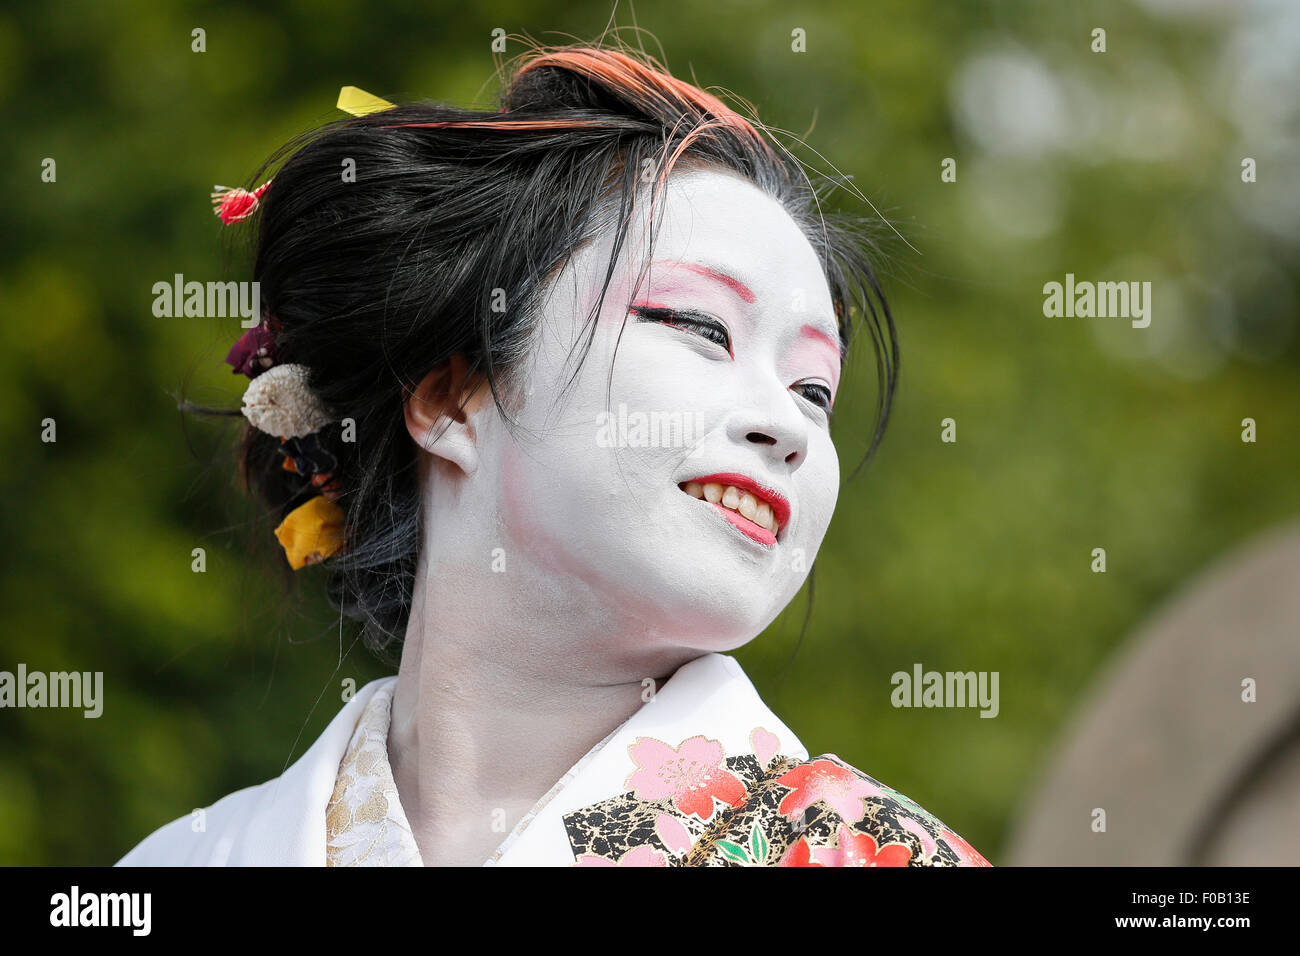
[942,828,993,867]
[776,757,886,822]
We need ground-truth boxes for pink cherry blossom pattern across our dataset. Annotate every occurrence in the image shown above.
[750,727,780,767]
[625,735,747,821]
[573,844,670,867]
[900,817,938,858]
[655,812,695,857]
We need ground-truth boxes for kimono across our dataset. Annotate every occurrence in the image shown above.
[116,653,990,867]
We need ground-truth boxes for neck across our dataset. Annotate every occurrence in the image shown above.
[387,549,694,867]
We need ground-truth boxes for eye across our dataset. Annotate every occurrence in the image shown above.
[631,306,731,352]
[794,382,833,413]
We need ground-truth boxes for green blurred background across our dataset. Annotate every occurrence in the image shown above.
[2,0,1296,865]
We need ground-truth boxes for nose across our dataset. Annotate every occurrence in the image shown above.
[725,383,810,469]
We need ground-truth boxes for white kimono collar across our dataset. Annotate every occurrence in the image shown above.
[323,652,808,866]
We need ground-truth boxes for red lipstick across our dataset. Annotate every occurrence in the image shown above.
[679,472,791,548]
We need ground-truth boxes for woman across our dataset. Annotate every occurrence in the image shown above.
[118,44,989,867]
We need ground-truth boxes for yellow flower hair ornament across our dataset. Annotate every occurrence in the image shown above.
[275,496,346,570]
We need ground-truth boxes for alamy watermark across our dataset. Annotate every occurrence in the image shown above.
[0,664,103,718]
[891,663,999,718]
[152,273,261,327]
[596,403,702,448]
[1042,273,1151,328]
[50,886,150,936]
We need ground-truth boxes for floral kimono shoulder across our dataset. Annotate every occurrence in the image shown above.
[321,653,990,867]
[565,734,989,867]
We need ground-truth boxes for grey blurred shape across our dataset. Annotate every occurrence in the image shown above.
[1005,518,1300,865]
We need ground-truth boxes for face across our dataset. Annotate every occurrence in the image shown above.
[490,167,843,651]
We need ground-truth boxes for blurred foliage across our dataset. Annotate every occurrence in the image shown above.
[1,0,1296,864]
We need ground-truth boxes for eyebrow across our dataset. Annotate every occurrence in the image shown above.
[672,262,756,304]
[801,324,845,361]
[648,258,844,358]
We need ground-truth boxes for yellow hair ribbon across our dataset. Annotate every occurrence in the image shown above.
[274,496,345,570]
[337,86,396,117]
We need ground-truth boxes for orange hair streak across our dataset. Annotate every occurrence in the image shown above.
[378,47,777,163]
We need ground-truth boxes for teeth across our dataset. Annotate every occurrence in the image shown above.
[682,482,781,535]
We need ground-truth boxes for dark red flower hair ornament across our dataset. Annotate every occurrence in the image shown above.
[224,323,279,378]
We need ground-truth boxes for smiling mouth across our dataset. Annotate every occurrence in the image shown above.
[677,474,789,547]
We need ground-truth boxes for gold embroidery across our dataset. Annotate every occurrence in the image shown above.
[325,685,423,867]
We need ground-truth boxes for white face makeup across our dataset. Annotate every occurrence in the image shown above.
[480,167,844,652]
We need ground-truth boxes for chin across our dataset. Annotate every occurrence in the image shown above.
[630,565,795,651]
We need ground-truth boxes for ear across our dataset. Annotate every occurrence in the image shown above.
[404,354,487,478]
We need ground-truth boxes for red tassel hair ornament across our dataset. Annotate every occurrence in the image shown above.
[211,180,272,224]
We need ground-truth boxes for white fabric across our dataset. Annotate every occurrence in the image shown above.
[115,653,807,867]
[324,679,423,866]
